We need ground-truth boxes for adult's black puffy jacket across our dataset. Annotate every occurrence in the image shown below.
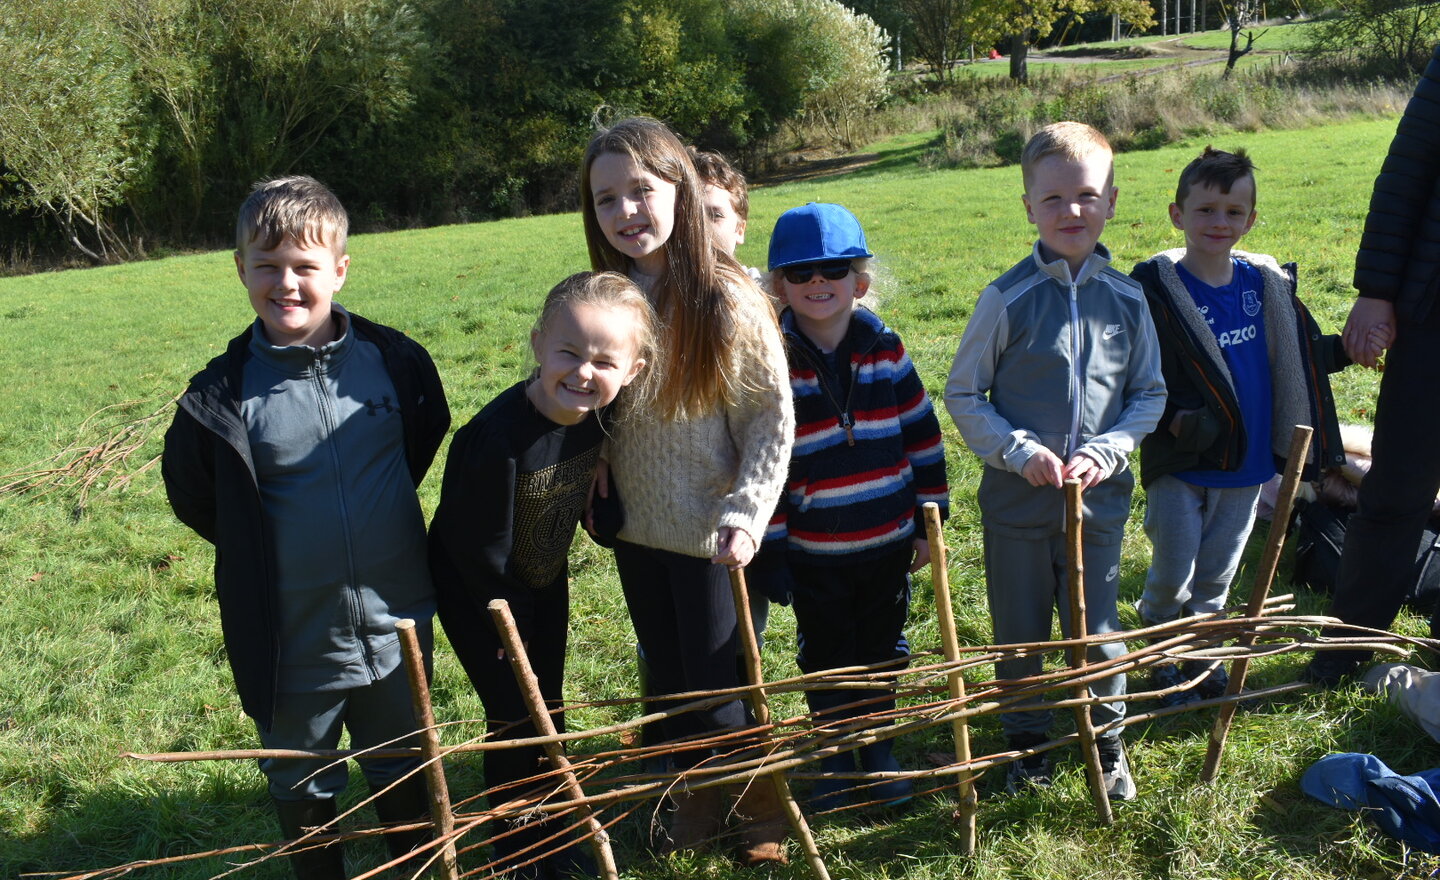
[161,313,449,731]
[1354,43,1440,322]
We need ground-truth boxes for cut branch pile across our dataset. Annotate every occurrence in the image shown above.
[1,394,175,516]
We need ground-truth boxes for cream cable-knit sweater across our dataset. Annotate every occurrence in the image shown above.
[608,278,794,558]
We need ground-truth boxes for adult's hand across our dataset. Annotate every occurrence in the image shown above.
[1343,297,1396,368]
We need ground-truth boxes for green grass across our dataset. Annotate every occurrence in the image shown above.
[954,58,1187,78]
[3,115,1435,879]
[1175,19,1322,53]
[1079,19,1320,54]
[941,20,1320,85]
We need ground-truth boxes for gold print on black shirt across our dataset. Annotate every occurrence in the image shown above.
[511,446,601,589]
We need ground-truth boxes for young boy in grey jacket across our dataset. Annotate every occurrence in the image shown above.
[162,176,450,879]
[945,122,1165,800]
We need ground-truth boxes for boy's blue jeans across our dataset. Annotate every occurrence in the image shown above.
[984,528,1127,740]
[1140,476,1262,624]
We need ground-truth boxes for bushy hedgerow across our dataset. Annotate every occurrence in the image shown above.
[0,0,891,267]
[922,61,1415,170]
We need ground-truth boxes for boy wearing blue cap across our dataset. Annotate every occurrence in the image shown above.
[759,202,949,809]
[944,123,1165,800]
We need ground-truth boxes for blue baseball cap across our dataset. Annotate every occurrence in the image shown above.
[767,202,873,270]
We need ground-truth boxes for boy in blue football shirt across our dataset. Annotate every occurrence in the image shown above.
[1132,147,1357,704]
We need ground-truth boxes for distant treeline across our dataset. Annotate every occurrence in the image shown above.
[0,0,888,267]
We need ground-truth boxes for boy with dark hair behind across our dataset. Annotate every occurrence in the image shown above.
[1131,147,1358,704]
[946,122,1166,800]
[689,146,765,289]
[690,148,750,257]
[162,176,450,879]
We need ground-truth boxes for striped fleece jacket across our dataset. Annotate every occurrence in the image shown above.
[761,305,949,566]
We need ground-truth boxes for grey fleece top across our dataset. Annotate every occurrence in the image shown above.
[945,243,1167,539]
[240,306,435,692]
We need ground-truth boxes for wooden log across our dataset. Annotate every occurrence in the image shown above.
[922,501,977,852]
[395,618,461,880]
[1200,424,1313,782]
[1065,479,1114,825]
[487,600,620,880]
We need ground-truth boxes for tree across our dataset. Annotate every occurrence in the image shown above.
[979,0,1155,81]
[900,0,972,81]
[1303,0,1440,78]
[731,0,891,148]
[1214,0,1266,77]
[0,0,147,261]
[109,0,216,229]
[206,0,428,180]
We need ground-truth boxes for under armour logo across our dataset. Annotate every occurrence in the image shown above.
[365,396,396,416]
[1102,324,1125,340]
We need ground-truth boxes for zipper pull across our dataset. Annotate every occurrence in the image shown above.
[841,413,855,447]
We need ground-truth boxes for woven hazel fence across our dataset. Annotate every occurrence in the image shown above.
[49,608,1424,880]
[41,425,1435,880]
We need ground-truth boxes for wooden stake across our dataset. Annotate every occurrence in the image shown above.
[922,502,977,853]
[487,600,621,880]
[729,568,832,880]
[394,619,461,880]
[1200,424,1313,782]
[1065,479,1114,825]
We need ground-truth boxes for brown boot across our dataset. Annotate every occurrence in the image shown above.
[662,784,725,853]
[732,778,790,866]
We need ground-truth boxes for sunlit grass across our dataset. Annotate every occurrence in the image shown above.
[3,116,1436,879]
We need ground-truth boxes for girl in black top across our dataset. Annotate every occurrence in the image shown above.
[429,271,653,877]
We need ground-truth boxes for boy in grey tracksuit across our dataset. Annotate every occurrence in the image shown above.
[945,123,1165,800]
[162,177,449,879]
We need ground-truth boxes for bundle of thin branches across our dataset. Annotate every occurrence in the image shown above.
[0,394,175,516]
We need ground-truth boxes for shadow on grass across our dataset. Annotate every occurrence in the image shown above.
[2,783,290,880]
[758,136,944,188]
[2,757,495,880]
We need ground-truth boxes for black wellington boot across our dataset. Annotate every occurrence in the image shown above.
[805,689,860,811]
[371,776,433,871]
[274,797,346,880]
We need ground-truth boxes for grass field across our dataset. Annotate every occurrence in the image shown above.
[899,20,1316,81]
[3,115,1437,880]
[1080,18,1319,53]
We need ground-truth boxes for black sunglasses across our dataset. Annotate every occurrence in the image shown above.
[782,260,853,285]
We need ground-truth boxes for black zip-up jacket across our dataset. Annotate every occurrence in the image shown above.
[162,312,449,731]
[1133,250,1348,488]
[1354,43,1440,323]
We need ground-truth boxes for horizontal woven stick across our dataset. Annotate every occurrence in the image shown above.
[121,617,1411,765]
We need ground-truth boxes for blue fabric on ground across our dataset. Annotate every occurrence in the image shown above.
[1302,752,1440,852]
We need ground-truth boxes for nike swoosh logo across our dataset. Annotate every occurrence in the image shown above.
[1102,325,1125,340]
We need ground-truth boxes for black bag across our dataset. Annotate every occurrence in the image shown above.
[1291,499,1440,615]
